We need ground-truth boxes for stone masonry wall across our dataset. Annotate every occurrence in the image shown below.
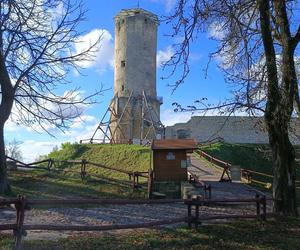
[165,116,300,145]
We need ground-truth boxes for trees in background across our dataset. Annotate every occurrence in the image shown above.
[165,0,300,216]
[0,0,101,193]
[5,139,23,161]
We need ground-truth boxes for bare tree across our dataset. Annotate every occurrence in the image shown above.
[164,0,300,216]
[5,139,23,161]
[0,0,101,193]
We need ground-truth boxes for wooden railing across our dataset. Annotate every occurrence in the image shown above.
[0,194,271,249]
[196,150,231,182]
[196,150,300,188]
[185,194,270,229]
[6,157,150,192]
[187,171,212,199]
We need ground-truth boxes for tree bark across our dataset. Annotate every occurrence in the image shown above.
[258,0,298,216]
[0,122,9,194]
[0,51,14,194]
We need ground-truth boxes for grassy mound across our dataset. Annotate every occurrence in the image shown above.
[46,143,151,179]
[8,143,151,199]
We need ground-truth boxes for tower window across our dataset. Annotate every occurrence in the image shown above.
[121,60,126,67]
[121,85,124,91]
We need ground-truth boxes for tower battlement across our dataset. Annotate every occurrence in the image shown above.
[114,8,159,25]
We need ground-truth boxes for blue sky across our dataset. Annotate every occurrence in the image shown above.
[5,0,230,161]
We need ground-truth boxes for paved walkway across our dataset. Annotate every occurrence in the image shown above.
[189,155,271,200]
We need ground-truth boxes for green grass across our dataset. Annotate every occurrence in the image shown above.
[7,169,146,200]
[1,218,300,249]
[6,143,151,199]
[200,142,300,177]
[47,143,151,180]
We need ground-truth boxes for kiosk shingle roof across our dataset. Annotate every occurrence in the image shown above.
[151,139,197,150]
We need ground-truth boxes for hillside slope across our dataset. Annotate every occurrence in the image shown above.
[47,143,151,179]
[8,143,151,199]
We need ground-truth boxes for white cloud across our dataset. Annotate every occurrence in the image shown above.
[74,29,114,74]
[161,109,192,126]
[157,46,174,68]
[208,22,226,40]
[20,140,62,162]
[8,114,100,162]
[150,0,177,12]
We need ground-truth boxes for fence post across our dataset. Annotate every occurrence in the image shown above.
[147,169,153,199]
[47,159,51,171]
[80,159,87,180]
[208,185,212,199]
[136,174,139,188]
[195,196,200,229]
[255,193,260,219]
[14,195,26,250]
[262,195,267,221]
[132,172,136,190]
[187,195,192,228]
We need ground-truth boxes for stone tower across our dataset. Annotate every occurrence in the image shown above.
[109,8,164,144]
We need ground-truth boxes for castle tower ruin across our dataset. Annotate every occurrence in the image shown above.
[109,8,164,143]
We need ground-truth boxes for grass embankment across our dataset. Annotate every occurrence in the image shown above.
[1,218,300,249]
[7,143,151,199]
[200,142,300,175]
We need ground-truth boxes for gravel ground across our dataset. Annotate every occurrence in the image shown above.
[0,202,271,240]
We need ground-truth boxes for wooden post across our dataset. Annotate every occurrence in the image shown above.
[80,159,87,181]
[195,196,200,229]
[136,175,139,188]
[208,185,212,199]
[147,169,153,199]
[187,195,192,228]
[132,172,136,190]
[47,159,51,171]
[83,159,87,179]
[14,195,26,250]
[255,194,260,219]
[262,195,267,221]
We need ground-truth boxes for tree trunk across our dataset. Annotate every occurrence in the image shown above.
[0,122,10,194]
[267,116,298,216]
[258,0,298,216]
[0,48,15,194]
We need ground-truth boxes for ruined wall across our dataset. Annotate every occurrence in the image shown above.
[165,116,300,145]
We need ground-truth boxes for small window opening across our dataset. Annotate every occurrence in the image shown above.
[121,85,124,91]
[121,60,126,67]
[144,18,148,23]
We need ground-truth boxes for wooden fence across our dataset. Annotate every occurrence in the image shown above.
[0,194,270,249]
[6,156,151,193]
[187,171,212,199]
[196,150,300,188]
[196,150,231,182]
